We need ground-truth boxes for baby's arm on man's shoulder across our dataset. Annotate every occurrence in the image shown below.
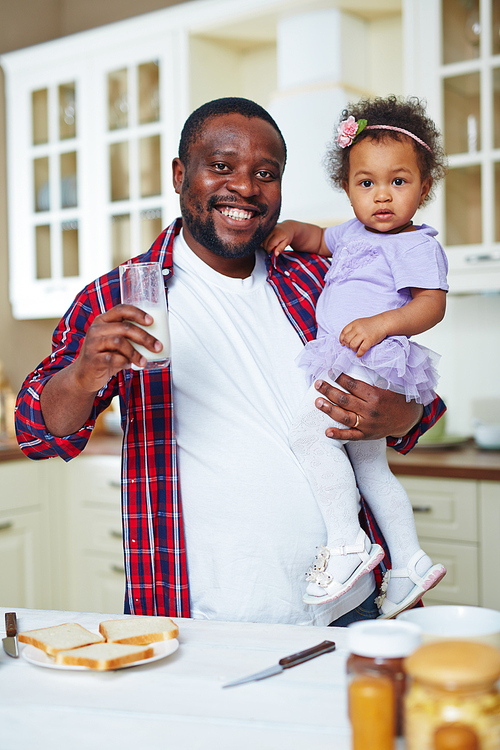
[263,220,331,257]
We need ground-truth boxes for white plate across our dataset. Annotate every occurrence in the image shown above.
[21,638,179,671]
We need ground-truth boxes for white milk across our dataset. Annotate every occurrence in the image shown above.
[130,302,171,368]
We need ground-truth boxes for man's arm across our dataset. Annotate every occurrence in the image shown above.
[40,304,163,437]
[313,374,443,447]
[16,301,166,461]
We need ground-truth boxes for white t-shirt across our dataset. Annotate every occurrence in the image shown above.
[168,231,374,625]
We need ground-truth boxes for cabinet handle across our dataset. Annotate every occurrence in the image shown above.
[412,505,432,513]
[108,481,121,489]
[111,564,125,575]
[109,529,122,539]
[465,252,500,264]
[0,520,13,532]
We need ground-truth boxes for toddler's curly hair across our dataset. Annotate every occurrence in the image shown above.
[325,95,447,206]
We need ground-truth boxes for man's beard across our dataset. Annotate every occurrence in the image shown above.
[181,194,280,259]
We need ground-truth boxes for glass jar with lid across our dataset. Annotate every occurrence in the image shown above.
[347,619,422,741]
[404,640,500,750]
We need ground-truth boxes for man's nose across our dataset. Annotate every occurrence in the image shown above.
[225,169,259,196]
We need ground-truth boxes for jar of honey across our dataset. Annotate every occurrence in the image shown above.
[347,619,422,744]
[404,640,500,750]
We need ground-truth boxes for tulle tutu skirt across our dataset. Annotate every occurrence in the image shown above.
[296,334,440,406]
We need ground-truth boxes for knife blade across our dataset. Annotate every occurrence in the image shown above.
[2,612,19,658]
[222,639,336,688]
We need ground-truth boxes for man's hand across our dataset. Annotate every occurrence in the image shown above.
[71,304,163,392]
[314,373,423,441]
[339,317,387,357]
[40,305,163,437]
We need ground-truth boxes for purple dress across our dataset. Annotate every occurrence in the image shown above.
[296,219,449,405]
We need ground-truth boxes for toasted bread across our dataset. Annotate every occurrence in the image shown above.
[54,642,154,670]
[18,622,104,656]
[99,616,178,645]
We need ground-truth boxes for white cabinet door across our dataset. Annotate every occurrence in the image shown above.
[418,539,479,607]
[0,510,51,609]
[65,455,125,614]
[0,459,52,609]
[404,0,500,292]
[68,555,125,615]
[479,480,500,610]
[1,21,181,320]
[398,476,478,543]
[395,474,480,607]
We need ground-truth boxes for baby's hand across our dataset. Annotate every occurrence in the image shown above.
[262,223,294,257]
[339,317,387,357]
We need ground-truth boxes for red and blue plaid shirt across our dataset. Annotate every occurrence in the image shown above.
[15,218,445,617]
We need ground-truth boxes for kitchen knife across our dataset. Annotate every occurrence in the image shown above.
[222,639,336,688]
[2,612,19,658]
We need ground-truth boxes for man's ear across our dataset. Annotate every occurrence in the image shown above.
[172,158,185,195]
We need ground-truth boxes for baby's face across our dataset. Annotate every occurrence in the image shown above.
[343,136,431,233]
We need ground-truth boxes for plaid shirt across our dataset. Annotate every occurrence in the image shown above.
[16,218,445,618]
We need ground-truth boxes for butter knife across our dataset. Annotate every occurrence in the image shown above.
[222,640,336,688]
[2,612,19,658]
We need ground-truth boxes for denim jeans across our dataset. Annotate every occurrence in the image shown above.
[328,588,378,627]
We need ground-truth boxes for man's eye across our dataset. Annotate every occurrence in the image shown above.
[256,170,273,179]
[213,163,229,171]
[361,180,372,188]
[393,178,405,186]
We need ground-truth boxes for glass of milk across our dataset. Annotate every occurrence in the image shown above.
[119,262,171,370]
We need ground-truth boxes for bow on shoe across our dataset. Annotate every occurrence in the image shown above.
[375,571,390,608]
[306,546,333,588]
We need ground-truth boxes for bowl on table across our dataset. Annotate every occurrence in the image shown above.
[397,605,500,649]
[473,421,500,450]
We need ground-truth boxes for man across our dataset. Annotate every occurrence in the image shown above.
[16,98,443,625]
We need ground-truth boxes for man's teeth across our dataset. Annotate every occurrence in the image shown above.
[219,207,254,221]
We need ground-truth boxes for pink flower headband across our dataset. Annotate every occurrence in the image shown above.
[337,115,432,153]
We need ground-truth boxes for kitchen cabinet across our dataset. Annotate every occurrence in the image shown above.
[1,28,180,319]
[3,441,499,614]
[0,451,126,614]
[0,461,53,609]
[0,0,282,320]
[404,0,500,292]
[64,455,125,614]
[394,472,500,608]
[479,480,500,610]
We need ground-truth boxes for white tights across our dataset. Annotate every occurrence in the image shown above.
[290,376,431,603]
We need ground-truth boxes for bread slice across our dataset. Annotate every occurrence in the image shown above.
[54,642,154,670]
[19,623,104,656]
[99,616,178,645]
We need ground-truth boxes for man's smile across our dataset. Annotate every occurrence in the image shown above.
[216,205,259,221]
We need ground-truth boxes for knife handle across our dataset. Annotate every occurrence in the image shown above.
[279,640,336,668]
[5,612,17,637]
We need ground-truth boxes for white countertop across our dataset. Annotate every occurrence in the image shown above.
[0,607,353,750]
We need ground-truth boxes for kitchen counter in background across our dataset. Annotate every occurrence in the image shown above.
[0,437,28,461]
[0,429,122,462]
[388,440,500,481]
[3,431,500,480]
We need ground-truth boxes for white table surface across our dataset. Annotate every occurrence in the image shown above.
[0,606,354,750]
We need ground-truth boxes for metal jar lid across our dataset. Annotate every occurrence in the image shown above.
[347,620,422,658]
